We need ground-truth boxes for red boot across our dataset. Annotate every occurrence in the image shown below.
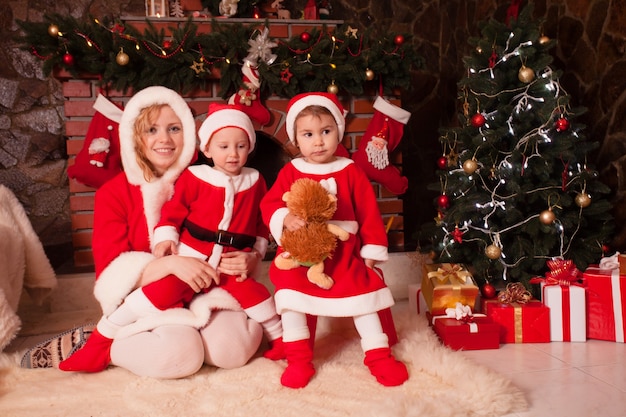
[58,329,113,373]
[364,347,408,386]
[281,339,315,388]
[263,336,286,360]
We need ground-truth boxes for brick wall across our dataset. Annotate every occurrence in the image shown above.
[62,19,405,268]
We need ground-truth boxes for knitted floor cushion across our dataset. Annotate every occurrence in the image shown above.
[20,323,95,369]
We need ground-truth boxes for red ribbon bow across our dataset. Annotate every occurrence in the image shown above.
[530,259,581,287]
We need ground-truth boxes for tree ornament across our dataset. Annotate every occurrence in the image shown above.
[540,209,556,224]
[575,193,591,208]
[327,82,339,94]
[115,48,129,66]
[163,39,172,49]
[462,159,478,174]
[437,194,450,209]
[538,35,550,45]
[481,282,497,299]
[485,245,501,260]
[518,65,535,83]
[470,113,486,128]
[451,226,464,243]
[300,31,311,43]
[48,24,60,37]
[437,156,448,170]
[394,34,405,46]
[365,68,375,81]
[555,116,570,132]
[62,52,75,66]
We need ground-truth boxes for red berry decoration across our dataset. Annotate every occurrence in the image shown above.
[481,283,497,299]
[437,194,450,209]
[62,52,74,66]
[437,156,448,170]
[163,40,172,49]
[300,32,311,43]
[555,116,570,132]
[471,113,486,128]
[394,34,405,46]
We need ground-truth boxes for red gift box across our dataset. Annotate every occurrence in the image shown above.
[431,315,500,350]
[583,260,626,342]
[408,284,429,315]
[483,300,550,343]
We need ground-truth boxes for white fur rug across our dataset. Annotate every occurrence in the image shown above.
[0,304,527,417]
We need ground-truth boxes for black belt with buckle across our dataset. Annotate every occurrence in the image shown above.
[183,219,256,250]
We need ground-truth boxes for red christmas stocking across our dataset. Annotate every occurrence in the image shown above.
[67,95,123,188]
[351,97,411,195]
[228,64,271,126]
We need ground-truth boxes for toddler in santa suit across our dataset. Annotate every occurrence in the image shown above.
[60,103,283,373]
[260,92,408,388]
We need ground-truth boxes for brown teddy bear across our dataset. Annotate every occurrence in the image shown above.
[275,178,350,289]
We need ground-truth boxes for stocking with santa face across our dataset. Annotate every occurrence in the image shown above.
[351,97,411,195]
[67,95,123,188]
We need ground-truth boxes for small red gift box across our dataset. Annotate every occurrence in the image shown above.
[431,314,500,350]
[582,254,626,342]
[483,300,550,343]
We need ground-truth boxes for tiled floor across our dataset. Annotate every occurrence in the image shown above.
[460,337,626,417]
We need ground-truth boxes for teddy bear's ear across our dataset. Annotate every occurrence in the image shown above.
[282,191,291,202]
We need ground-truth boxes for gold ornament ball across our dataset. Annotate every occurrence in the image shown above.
[518,66,535,83]
[575,193,591,208]
[463,159,478,174]
[365,68,375,81]
[538,35,550,45]
[327,83,339,95]
[539,209,556,225]
[116,50,130,66]
[48,24,59,37]
[485,245,502,260]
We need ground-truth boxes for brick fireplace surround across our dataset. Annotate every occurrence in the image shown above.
[61,18,405,268]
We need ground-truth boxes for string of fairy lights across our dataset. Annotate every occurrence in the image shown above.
[434,29,595,282]
[18,15,421,97]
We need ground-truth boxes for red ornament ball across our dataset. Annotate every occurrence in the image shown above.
[437,194,450,209]
[62,52,74,66]
[437,156,448,170]
[394,34,405,46]
[163,40,172,49]
[470,113,486,128]
[555,117,570,132]
[300,32,311,43]
[481,283,497,299]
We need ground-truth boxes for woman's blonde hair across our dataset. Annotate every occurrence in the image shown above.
[292,105,335,145]
[132,104,169,182]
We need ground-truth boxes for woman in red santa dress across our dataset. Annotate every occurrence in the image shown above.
[56,86,263,377]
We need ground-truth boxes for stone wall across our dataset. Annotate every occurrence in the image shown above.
[3,0,626,270]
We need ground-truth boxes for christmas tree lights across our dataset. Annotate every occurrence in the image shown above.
[420,5,613,291]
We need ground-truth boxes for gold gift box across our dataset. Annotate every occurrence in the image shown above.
[421,263,479,315]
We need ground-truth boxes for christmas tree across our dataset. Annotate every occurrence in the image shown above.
[419,5,614,291]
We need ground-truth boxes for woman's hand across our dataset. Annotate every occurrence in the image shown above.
[218,250,262,282]
[364,258,378,269]
[141,255,219,292]
[284,213,306,231]
[153,240,177,258]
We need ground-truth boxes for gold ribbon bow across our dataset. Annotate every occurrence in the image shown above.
[427,263,470,286]
[497,282,532,304]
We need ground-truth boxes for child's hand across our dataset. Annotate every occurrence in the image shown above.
[364,258,378,269]
[284,213,306,231]
[154,240,177,258]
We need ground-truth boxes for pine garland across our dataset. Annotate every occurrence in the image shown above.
[16,14,423,98]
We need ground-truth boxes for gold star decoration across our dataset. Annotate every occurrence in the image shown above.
[345,26,358,39]
[447,147,459,167]
[190,59,205,74]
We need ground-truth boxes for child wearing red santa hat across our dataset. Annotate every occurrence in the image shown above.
[60,103,283,373]
[260,92,408,388]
